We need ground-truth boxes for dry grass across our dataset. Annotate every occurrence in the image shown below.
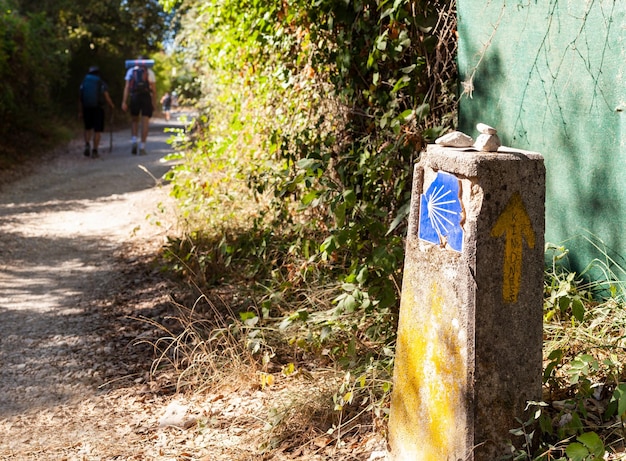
[132,278,391,460]
[134,295,264,394]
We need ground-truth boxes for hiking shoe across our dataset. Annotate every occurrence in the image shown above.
[131,143,138,155]
[139,148,147,156]
[83,144,90,157]
[91,149,99,158]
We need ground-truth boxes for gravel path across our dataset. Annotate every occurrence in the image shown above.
[0,114,389,461]
[0,115,184,459]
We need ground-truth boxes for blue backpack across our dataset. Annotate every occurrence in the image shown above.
[130,66,150,95]
[80,74,104,108]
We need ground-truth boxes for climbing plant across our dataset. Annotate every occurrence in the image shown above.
[162,0,458,325]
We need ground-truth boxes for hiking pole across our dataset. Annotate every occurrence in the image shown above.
[109,107,114,153]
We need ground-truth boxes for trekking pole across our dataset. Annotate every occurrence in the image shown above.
[109,108,114,153]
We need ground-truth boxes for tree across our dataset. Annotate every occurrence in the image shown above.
[0,2,67,143]
[0,0,173,152]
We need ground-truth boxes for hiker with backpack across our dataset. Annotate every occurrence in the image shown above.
[121,57,156,155]
[160,91,172,121]
[79,66,115,158]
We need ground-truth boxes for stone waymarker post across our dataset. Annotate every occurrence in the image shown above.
[388,145,545,461]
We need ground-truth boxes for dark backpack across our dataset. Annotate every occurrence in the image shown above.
[130,66,150,95]
[80,74,104,108]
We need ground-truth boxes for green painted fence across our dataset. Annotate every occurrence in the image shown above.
[457,0,625,276]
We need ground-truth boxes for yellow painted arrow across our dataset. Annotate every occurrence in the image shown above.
[490,192,535,303]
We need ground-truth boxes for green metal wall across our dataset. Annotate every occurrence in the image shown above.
[457,1,625,275]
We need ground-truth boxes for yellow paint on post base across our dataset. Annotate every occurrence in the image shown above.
[490,192,535,303]
[389,281,467,460]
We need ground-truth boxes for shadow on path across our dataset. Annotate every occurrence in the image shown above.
[0,112,193,418]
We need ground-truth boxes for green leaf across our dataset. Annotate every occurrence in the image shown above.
[414,102,430,121]
[296,158,321,171]
[299,310,309,321]
[576,432,604,457]
[398,109,414,121]
[539,413,553,435]
[341,283,357,292]
[581,354,598,368]
[334,201,346,227]
[572,298,585,321]
[302,190,320,206]
[239,311,258,323]
[564,442,589,461]
[543,360,558,382]
[380,7,395,20]
[423,126,446,142]
[355,266,368,284]
[338,294,358,312]
[391,75,410,93]
[548,348,564,361]
[343,189,356,208]
[612,383,626,417]
[320,235,337,253]
[386,203,410,235]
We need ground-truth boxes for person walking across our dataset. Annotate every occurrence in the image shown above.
[79,66,115,158]
[160,91,172,121]
[121,57,156,155]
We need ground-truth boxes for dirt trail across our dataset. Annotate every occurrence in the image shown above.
[0,114,388,461]
[0,118,177,404]
[0,115,189,459]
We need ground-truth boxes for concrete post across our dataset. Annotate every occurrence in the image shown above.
[388,145,545,461]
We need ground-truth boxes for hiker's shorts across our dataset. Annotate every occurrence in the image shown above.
[130,92,153,118]
[83,106,105,132]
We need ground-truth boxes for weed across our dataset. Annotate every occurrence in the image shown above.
[507,241,626,460]
[135,296,269,393]
[261,375,339,452]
